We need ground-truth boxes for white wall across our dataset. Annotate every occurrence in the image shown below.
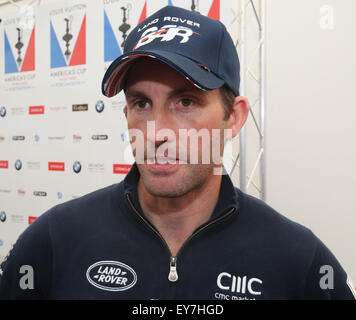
[265,0,356,282]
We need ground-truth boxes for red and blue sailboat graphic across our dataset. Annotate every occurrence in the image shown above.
[4,25,35,74]
[50,14,86,68]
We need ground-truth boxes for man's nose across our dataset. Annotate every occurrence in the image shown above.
[149,105,177,145]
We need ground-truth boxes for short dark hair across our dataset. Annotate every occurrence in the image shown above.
[220,85,237,121]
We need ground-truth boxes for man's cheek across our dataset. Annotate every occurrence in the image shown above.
[128,128,145,164]
[178,134,188,163]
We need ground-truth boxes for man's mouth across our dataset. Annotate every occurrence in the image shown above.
[145,157,186,173]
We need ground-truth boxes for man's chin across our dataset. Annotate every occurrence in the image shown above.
[137,163,216,199]
[141,178,187,198]
[137,163,191,198]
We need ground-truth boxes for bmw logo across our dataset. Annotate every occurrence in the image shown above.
[95,100,105,113]
[0,211,6,223]
[15,159,22,171]
[0,106,6,118]
[73,161,82,173]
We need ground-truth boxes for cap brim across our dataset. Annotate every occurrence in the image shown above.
[102,50,225,97]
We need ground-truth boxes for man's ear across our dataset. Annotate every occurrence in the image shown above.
[227,96,249,139]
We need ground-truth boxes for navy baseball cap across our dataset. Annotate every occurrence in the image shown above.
[102,5,240,97]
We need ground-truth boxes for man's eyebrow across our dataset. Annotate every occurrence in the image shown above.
[125,86,205,100]
[125,90,148,100]
[168,86,204,98]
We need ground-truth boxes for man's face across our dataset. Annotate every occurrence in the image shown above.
[124,58,230,198]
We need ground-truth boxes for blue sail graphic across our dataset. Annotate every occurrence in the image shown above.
[4,31,19,73]
[50,21,67,68]
[104,10,122,62]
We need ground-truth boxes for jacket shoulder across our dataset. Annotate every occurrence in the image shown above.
[235,188,355,299]
[236,188,314,241]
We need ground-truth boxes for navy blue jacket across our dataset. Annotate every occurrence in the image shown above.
[0,164,355,299]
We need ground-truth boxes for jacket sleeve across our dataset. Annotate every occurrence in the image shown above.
[302,236,356,300]
[0,212,53,300]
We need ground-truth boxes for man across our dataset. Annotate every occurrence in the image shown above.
[0,6,355,300]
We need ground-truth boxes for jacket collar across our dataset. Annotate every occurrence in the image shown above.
[123,162,239,221]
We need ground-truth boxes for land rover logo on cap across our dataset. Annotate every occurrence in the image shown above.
[73,161,82,173]
[95,100,105,113]
[86,260,137,292]
[0,106,6,117]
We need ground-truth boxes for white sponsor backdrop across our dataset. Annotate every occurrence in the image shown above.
[0,0,236,261]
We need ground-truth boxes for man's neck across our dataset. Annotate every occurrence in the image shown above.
[137,172,222,256]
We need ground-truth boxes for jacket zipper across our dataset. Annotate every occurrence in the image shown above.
[126,193,236,283]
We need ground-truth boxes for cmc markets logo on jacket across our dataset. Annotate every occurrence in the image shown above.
[86,260,137,292]
[214,271,263,300]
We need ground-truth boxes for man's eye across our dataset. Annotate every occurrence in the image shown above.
[179,98,194,108]
[134,100,150,109]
